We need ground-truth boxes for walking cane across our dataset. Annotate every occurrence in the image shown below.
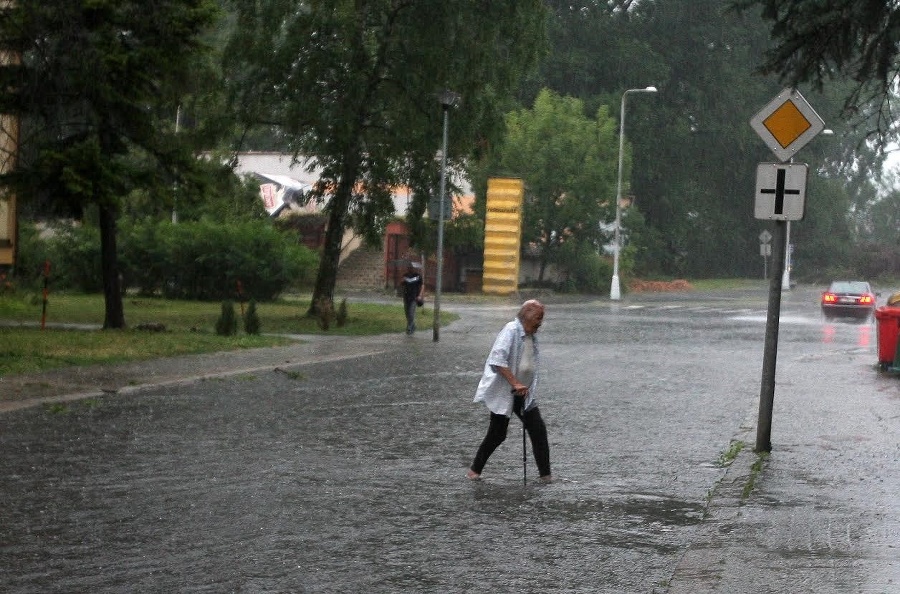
[521,414,526,486]
[512,389,526,486]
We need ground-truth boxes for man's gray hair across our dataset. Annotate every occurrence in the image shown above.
[518,299,544,319]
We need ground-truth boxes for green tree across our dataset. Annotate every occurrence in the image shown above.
[626,0,779,277]
[121,161,267,224]
[869,178,900,246]
[526,0,874,279]
[223,0,547,315]
[788,176,853,279]
[737,0,900,140]
[526,1,666,108]
[0,0,219,328]
[484,89,619,281]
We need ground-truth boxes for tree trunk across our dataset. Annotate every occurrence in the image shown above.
[98,202,125,329]
[537,237,550,283]
[307,168,356,317]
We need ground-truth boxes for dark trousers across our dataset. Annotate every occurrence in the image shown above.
[403,299,417,332]
[470,407,551,477]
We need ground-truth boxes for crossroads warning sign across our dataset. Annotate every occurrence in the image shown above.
[754,162,808,221]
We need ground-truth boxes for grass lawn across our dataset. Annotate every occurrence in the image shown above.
[0,327,295,377]
[688,278,770,291]
[0,279,776,377]
[0,293,456,376]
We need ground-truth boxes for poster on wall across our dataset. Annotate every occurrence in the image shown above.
[259,183,283,215]
[0,192,13,266]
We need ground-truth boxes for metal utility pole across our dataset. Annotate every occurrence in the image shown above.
[432,90,457,342]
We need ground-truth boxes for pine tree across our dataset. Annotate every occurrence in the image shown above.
[215,301,237,336]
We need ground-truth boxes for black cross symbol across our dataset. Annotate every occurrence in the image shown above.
[761,168,800,215]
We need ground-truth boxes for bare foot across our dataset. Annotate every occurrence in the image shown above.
[465,469,481,480]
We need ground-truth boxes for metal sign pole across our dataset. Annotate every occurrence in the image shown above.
[756,220,786,453]
[750,88,824,454]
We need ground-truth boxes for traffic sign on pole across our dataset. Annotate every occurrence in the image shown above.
[749,89,824,453]
[750,88,825,162]
[754,162,808,221]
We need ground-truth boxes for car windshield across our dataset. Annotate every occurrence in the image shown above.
[829,282,869,294]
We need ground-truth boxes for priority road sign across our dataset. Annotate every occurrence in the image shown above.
[754,162,808,221]
[750,88,825,162]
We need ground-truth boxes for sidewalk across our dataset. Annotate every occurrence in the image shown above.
[0,288,561,414]
[0,333,392,414]
[667,345,900,592]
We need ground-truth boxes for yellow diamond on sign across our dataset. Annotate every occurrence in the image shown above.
[763,101,811,149]
[750,88,825,162]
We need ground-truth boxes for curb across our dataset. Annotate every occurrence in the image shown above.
[665,433,765,592]
[0,348,389,414]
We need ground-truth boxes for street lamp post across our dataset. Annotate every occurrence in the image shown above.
[610,86,657,301]
[172,105,182,224]
[433,90,458,342]
[781,220,792,291]
[781,128,833,291]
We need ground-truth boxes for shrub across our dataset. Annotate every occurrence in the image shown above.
[12,218,323,300]
[243,299,261,335]
[11,223,48,289]
[215,300,238,336]
[146,220,318,301]
[14,219,337,302]
[557,241,614,294]
[119,220,169,296]
[17,223,103,292]
[336,298,348,327]
[55,225,103,292]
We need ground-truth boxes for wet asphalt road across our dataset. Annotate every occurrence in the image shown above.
[2,286,898,593]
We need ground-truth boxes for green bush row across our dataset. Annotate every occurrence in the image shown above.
[556,241,615,294]
[15,219,319,301]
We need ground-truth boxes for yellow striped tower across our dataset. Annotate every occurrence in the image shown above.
[482,178,524,295]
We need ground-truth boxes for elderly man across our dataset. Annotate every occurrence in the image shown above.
[466,299,552,483]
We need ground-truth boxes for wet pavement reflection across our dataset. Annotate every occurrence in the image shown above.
[2,286,899,592]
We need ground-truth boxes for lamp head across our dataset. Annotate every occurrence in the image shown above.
[624,86,659,97]
[439,89,460,109]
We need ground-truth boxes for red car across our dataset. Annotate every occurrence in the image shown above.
[821,281,876,321]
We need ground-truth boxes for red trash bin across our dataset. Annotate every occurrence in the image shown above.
[874,306,900,366]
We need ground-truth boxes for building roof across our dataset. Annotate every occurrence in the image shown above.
[233,152,472,218]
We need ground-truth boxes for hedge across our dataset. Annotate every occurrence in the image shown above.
[14,219,319,301]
